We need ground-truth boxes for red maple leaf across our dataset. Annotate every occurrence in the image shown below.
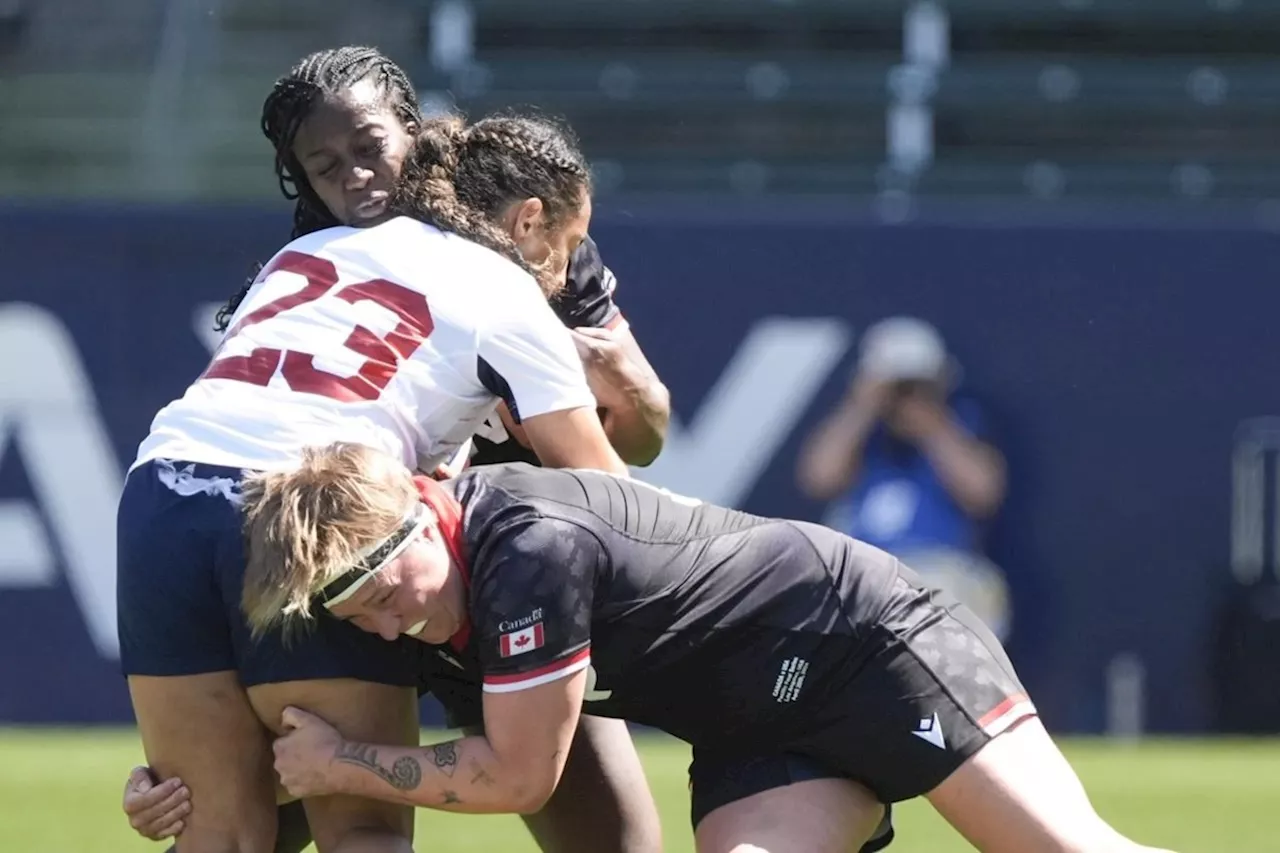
[514,635,531,647]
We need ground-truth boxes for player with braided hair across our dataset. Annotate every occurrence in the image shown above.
[212,46,667,465]
[264,45,423,240]
[116,46,667,853]
[392,111,670,467]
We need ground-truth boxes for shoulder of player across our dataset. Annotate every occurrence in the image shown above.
[550,236,623,330]
[335,215,439,251]
[339,220,550,331]
[265,219,419,274]
[459,471,605,559]
[420,234,549,319]
[322,219,534,288]
[268,224,360,260]
[455,465,566,520]
[564,238,622,301]
[563,236,615,294]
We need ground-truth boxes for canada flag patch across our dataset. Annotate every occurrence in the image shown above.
[499,622,545,658]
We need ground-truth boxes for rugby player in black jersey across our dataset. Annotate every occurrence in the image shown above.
[240,443,1177,853]
[424,233,668,729]
[468,233,668,470]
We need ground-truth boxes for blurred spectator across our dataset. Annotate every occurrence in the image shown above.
[797,317,1013,638]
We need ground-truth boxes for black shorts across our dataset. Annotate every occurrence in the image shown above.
[412,639,484,726]
[425,665,901,851]
[422,665,483,727]
[686,574,1033,850]
[117,459,419,686]
[792,574,1035,804]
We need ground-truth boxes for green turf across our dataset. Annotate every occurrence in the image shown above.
[1,728,1277,851]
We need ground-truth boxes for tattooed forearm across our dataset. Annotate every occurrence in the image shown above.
[330,736,520,812]
[469,759,496,788]
[430,742,458,777]
[335,742,423,791]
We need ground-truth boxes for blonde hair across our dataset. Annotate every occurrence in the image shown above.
[240,442,419,637]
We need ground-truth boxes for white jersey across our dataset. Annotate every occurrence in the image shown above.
[133,217,595,474]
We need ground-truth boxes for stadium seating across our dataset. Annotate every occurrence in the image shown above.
[436,0,1280,200]
[1,1,1279,203]
[0,0,416,198]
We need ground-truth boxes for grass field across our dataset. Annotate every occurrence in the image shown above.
[2,728,1277,852]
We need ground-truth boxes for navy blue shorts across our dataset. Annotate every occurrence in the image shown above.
[116,459,419,686]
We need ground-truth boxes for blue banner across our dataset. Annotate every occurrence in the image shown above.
[1,203,1274,731]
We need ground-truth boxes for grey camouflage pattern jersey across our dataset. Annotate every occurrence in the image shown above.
[442,464,906,748]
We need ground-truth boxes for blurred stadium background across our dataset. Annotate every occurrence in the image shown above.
[2,1,1280,850]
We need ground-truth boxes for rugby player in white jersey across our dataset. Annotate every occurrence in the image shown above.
[117,50,665,853]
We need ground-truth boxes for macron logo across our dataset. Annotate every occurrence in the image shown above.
[911,712,947,750]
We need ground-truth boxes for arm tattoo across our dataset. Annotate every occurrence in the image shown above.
[430,742,458,777]
[334,742,423,791]
[442,790,462,805]
[469,760,496,788]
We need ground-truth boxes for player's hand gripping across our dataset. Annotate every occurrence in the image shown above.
[122,765,190,840]
[570,325,645,408]
[274,706,345,798]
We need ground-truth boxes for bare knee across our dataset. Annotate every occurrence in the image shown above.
[169,807,276,853]
[319,827,415,853]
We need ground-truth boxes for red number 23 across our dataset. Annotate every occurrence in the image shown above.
[203,251,435,402]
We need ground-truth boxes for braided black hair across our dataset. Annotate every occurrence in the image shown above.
[388,112,593,297]
[215,52,593,331]
[455,113,592,231]
[262,46,422,240]
[214,46,422,332]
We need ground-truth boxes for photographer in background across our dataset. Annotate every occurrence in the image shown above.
[797,316,1013,639]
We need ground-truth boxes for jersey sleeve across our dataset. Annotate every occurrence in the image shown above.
[550,236,625,330]
[470,516,602,694]
[475,276,597,424]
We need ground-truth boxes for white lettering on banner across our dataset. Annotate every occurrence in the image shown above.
[0,500,56,585]
[639,317,851,507]
[0,304,123,658]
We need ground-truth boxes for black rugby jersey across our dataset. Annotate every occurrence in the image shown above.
[435,464,903,749]
[470,235,622,467]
